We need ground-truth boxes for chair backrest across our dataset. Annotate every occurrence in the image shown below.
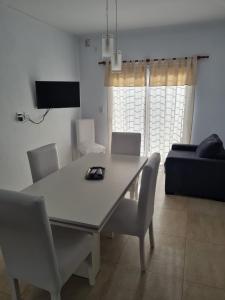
[0,190,61,292]
[27,143,59,183]
[76,119,95,146]
[111,132,141,156]
[138,153,161,236]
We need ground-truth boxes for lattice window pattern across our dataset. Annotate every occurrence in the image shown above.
[112,85,187,160]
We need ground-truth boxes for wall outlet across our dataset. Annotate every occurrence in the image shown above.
[16,112,26,122]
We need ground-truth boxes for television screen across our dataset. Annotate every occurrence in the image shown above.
[35,81,80,109]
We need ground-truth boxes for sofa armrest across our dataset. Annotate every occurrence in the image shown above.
[165,155,225,173]
[172,144,198,152]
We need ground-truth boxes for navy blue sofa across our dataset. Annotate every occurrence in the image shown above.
[165,143,225,201]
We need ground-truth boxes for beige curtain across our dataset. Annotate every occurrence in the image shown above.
[105,61,146,87]
[147,57,198,159]
[149,57,197,87]
[106,56,198,158]
[105,61,147,152]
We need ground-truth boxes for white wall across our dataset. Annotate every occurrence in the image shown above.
[79,21,225,146]
[1,7,225,191]
[0,4,81,190]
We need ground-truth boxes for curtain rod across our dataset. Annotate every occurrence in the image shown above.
[98,55,209,65]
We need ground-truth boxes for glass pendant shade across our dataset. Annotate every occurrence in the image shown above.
[102,34,114,58]
[111,50,122,71]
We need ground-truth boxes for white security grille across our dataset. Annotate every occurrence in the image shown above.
[112,87,146,155]
[112,85,187,160]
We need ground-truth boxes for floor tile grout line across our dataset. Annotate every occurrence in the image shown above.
[154,206,188,214]
[186,237,225,247]
[102,234,185,279]
[186,209,225,219]
[185,279,225,291]
[182,213,225,296]
[3,171,225,299]
[153,230,187,241]
[180,206,189,300]
[0,291,11,299]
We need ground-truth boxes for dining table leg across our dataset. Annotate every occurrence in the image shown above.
[74,232,100,279]
[91,232,100,276]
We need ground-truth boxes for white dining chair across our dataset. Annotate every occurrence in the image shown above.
[111,132,141,199]
[103,153,161,272]
[76,119,106,156]
[27,143,60,183]
[0,190,95,300]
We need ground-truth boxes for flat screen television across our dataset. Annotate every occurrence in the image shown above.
[35,81,80,109]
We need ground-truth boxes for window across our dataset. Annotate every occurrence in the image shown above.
[112,87,146,154]
[112,85,188,160]
[108,57,197,160]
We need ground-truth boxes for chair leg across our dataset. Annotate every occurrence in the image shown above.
[129,184,135,200]
[149,221,155,249]
[139,236,146,272]
[87,254,95,286]
[134,177,139,200]
[130,178,139,200]
[51,292,61,300]
[9,278,21,300]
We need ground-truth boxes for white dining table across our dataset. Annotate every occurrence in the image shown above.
[23,153,147,277]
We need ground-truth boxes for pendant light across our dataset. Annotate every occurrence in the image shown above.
[111,0,122,72]
[102,0,114,58]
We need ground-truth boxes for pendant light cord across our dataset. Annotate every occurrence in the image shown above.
[115,0,118,53]
[106,0,109,38]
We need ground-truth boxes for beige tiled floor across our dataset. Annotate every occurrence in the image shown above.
[1,168,225,299]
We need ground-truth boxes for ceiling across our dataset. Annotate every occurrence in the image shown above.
[1,0,225,35]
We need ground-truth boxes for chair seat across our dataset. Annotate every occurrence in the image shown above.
[78,142,106,155]
[104,198,139,236]
[52,226,91,283]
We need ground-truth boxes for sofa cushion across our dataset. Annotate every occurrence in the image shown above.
[196,134,223,158]
[167,150,197,160]
[215,148,225,160]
